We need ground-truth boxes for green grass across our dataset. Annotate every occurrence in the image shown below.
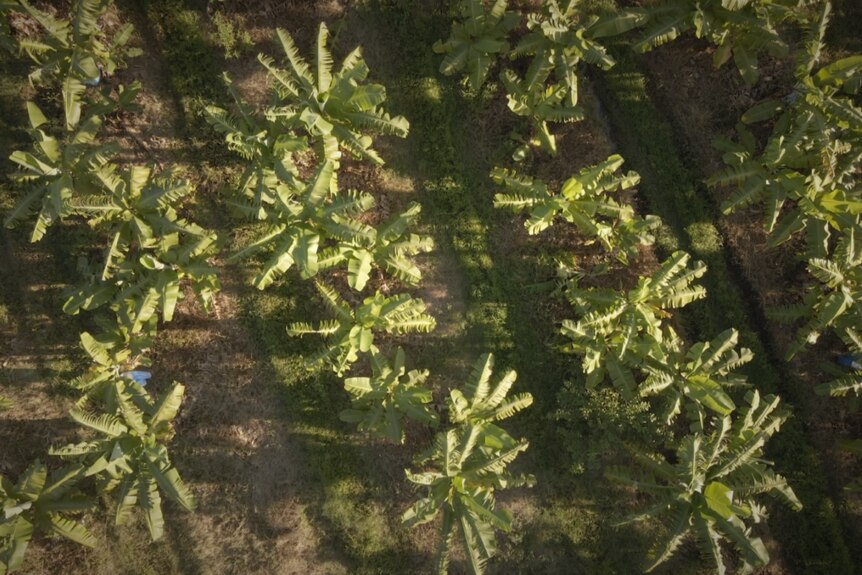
[594,43,855,574]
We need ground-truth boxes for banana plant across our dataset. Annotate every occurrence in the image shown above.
[509,0,615,108]
[492,155,659,262]
[710,121,861,260]
[261,23,409,165]
[17,0,142,129]
[640,328,752,424]
[4,101,116,242]
[597,0,794,85]
[560,251,707,397]
[226,160,357,288]
[204,72,309,216]
[607,390,801,574]
[403,354,533,575]
[500,68,583,159]
[340,346,438,443]
[770,225,861,360]
[64,237,220,328]
[0,396,10,411]
[51,379,195,541]
[433,0,520,92]
[317,201,434,291]
[69,301,157,401]
[816,364,862,399]
[709,4,862,258]
[61,165,221,322]
[228,160,432,291]
[1,461,96,574]
[447,352,533,427]
[288,281,436,375]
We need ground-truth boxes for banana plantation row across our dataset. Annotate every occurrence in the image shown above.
[0,0,859,574]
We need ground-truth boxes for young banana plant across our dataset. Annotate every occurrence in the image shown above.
[640,328,752,425]
[817,362,862,399]
[317,201,434,291]
[17,0,142,129]
[433,0,520,92]
[62,165,221,322]
[403,354,533,575]
[710,121,861,260]
[492,155,659,262]
[205,74,309,212]
[607,391,801,574]
[340,346,438,443]
[770,225,861,361]
[228,160,432,291]
[500,68,583,159]
[226,160,360,288]
[288,281,436,375]
[51,379,195,541]
[447,353,533,427]
[4,101,116,242]
[509,0,615,107]
[260,23,409,165]
[560,251,707,398]
[1,461,96,574]
[70,302,157,401]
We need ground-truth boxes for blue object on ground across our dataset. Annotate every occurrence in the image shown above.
[122,370,153,387]
[837,354,862,371]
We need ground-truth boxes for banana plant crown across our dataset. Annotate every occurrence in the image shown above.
[51,379,195,541]
[403,421,534,575]
[17,0,142,129]
[447,352,533,427]
[204,71,309,213]
[402,352,533,574]
[261,23,409,166]
[316,200,434,291]
[287,281,436,375]
[492,154,659,261]
[560,251,707,398]
[226,160,432,291]
[340,346,438,443]
[607,390,801,574]
[510,0,615,107]
[640,328,752,424]
[70,302,156,403]
[61,165,221,325]
[4,101,117,242]
[500,67,583,159]
[1,462,96,574]
[433,0,520,92]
